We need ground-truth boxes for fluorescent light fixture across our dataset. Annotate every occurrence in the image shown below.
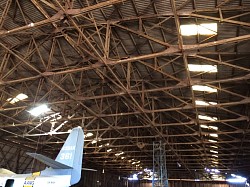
[210,133,218,138]
[91,140,97,144]
[195,100,218,106]
[180,23,217,36]
[99,145,103,148]
[209,139,218,143]
[212,161,219,164]
[7,93,28,104]
[121,157,125,159]
[210,150,218,154]
[198,115,217,121]
[28,104,50,116]
[106,143,110,146]
[188,64,218,73]
[192,85,217,93]
[107,149,112,152]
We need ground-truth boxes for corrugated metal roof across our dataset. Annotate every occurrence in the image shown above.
[0,0,250,179]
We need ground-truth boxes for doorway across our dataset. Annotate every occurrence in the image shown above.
[5,179,14,187]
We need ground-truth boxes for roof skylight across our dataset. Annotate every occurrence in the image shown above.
[209,139,218,143]
[180,23,217,36]
[210,126,218,130]
[210,150,218,154]
[115,152,124,156]
[107,149,112,152]
[200,124,209,129]
[28,104,50,116]
[192,85,217,93]
[198,115,218,121]
[200,125,218,130]
[7,93,28,104]
[210,133,218,138]
[195,100,218,106]
[210,145,218,149]
[188,64,218,73]
[85,132,93,138]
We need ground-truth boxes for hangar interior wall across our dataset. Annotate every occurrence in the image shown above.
[73,171,245,187]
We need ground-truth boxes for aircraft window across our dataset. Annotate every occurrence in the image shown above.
[5,179,14,187]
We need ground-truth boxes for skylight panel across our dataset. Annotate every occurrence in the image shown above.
[199,23,218,35]
[196,100,209,106]
[192,85,217,93]
[200,124,209,129]
[7,93,28,104]
[115,152,124,156]
[85,132,93,137]
[200,124,218,130]
[195,100,218,106]
[198,115,218,121]
[210,150,218,154]
[180,24,198,36]
[210,126,218,130]
[210,133,218,138]
[28,104,50,116]
[210,145,218,149]
[188,64,218,73]
[107,149,112,152]
[180,23,217,36]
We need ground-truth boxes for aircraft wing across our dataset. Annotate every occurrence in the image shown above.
[27,153,72,169]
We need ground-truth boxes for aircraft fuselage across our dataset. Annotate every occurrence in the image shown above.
[0,174,71,187]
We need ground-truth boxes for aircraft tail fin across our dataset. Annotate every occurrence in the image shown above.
[55,127,84,185]
[0,168,16,175]
[26,127,84,185]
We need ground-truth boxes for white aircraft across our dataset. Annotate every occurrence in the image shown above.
[0,127,85,187]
